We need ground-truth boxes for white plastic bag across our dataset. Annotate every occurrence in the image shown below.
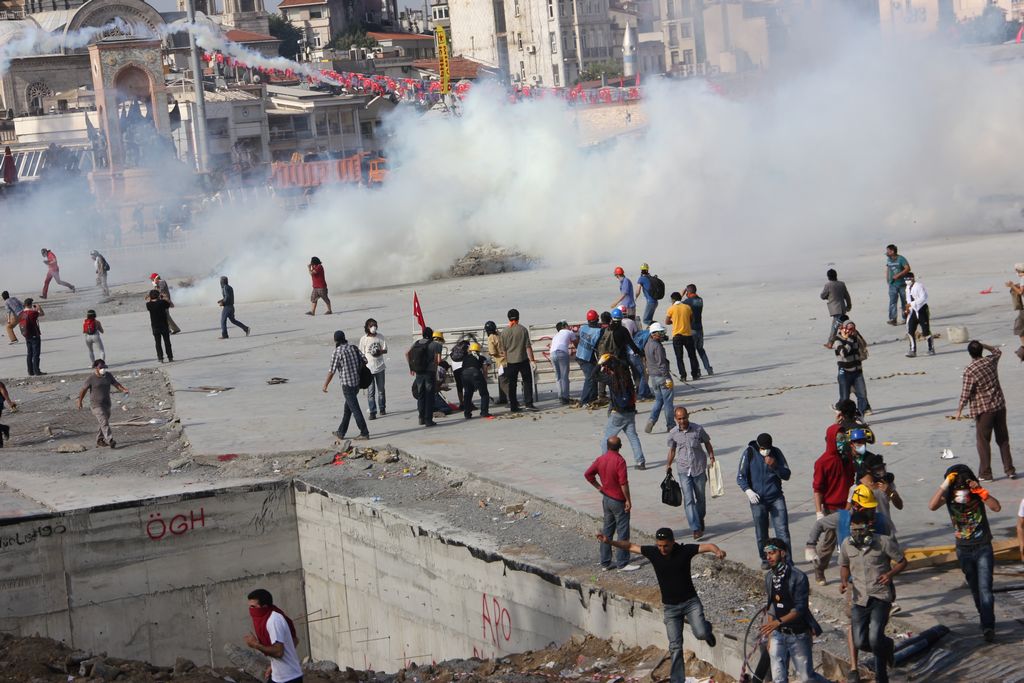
[708,458,725,498]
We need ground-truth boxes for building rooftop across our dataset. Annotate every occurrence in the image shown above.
[278,0,327,6]
[225,28,278,43]
[368,31,434,41]
[173,88,262,103]
[411,56,484,79]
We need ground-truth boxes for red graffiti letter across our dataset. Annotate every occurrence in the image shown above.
[190,507,205,529]
[481,593,493,643]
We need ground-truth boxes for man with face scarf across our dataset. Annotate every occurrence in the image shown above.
[839,510,907,683]
[76,359,129,449]
[243,588,303,683]
[928,464,1002,642]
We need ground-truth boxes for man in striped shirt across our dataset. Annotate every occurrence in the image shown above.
[323,330,369,441]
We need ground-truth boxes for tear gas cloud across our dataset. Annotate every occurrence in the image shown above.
[5,11,1024,305]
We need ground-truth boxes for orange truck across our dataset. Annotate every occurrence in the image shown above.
[270,153,387,189]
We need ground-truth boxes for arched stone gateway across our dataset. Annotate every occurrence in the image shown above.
[63,0,166,48]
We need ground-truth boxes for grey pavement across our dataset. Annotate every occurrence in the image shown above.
[2,232,1023,643]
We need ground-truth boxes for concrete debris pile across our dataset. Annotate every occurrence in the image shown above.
[0,633,729,683]
[443,244,537,278]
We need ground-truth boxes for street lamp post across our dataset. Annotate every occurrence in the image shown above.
[185,0,209,175]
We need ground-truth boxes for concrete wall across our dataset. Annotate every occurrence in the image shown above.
[0,482,307,668]
[294,481,740,674]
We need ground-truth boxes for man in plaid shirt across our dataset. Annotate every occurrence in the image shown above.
[323,330,370,441]
[956,341,1016,481]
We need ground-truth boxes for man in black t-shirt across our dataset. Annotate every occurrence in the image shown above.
[146,289,173,363]
[597,527,725,683]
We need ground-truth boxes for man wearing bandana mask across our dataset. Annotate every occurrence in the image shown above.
[928,464,1002,642]
[243,588,303,683]
[76,359,129,449]
[759,538,829,683]
[839,511,907,683]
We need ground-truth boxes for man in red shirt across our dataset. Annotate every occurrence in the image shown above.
[18,298,44,376]
[811,416,857,584]
[585,436,638,571]
[39,248,75,299]
[307,256,333,316]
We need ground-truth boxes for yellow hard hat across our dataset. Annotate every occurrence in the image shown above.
[469,342,481,352]
[432,330,445,341]
[851,484,878,509]
[598,353,613,365]
[640,262,649,271]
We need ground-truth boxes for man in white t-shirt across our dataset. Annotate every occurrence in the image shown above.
[358,318,388,420]
[550,321,577,404]
[244,589,304,683]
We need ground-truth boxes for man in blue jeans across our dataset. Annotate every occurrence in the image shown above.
[737,432,792,569]
[322,330,369,441]
[598,354,646,470]
[928,464,1001,642]
[597,528,724,683]
[643,323,674,433]
[585,437,638,571]
[759,538,830,683]
[635,263,659,327]
[218,276,251,339]
[884,244,910,325]
[665,406,715,539]
[684,285,714,376]
[576,310,603,406]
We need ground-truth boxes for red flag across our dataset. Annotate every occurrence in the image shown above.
[619,75,624,88]
[1016,24,1023,43]
[412,291,426,330]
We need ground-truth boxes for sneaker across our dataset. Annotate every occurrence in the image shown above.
[618,564,641,572]
[332,431,344,440]
[380,409,387,415]
[1008,472,1018,480]
[644,420,655,434]
[905,351,916,358]
[928,349,936,356]
[887,319,898,326]
[815,569,826,586]
[8,340,17,345]
[324,311,333,315]
[705,629,716,648]
[108,439,116,449]
[693,530,703,540]
[979,475,994,482]
[636,462,646,471]
[890,601,902,614]
[369,414,377,420]
[96,437,107,447]
[305,311,314,316]
[983,628,995,643]
[354,434,369,441]
[600,565,613,572]
[245,327,251,337]
[218,336,228,340]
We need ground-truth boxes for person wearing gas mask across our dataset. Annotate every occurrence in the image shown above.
[358,318,387,420]
[738,433,792,570]
[857,452,903,537]
[76,359,129,449]
[758,538,829,683]
[460,342,491,419]
[811,406,859,585]
[806,484,890,586]
[839,510,906,683]
[928,464,1002,642]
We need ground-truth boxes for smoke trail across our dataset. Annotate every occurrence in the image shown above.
[0,18,138,75]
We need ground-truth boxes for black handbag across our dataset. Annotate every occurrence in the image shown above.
[358,362,373,390]
[661,471,682,507]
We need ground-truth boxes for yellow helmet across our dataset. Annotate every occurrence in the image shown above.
[469,342,481,352]
[597,353,613,365]
[432,330,445,341]
[640,262,650,272]
[851,484,878,509]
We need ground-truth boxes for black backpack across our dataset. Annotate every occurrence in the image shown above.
[408,339,432,373]
[649,275,665,300]
[450,339,470,362]
[102,257,110,273]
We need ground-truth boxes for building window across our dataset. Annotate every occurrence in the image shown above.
[552,64,560,86]
[668,25,678,46]
[519,60,526,79]
[680,0,692,15]
[514,0,520,16]
[518,32,523,50]
[310,9,322,17]
[682,48,693,64]
[547,0,554,18]
[562,30,570,50]
[670,50,678,65]
[665,0,674,19]
[313,35,322,47]
[550,31,557,53]
[680,21,691,39]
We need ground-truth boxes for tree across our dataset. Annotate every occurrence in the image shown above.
[577,60,623,83]
[957,4,1014,44]
[268,14,302,60]
[329,28,379,50]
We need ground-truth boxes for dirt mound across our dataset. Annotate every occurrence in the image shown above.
[442,244,536,278]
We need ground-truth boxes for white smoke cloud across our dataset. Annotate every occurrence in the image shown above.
[0,18,136,75]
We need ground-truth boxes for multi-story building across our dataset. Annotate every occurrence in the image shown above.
[277,0,411,60]
[449,0,616,86]
[653,0,702,73]
[609,1,665,76]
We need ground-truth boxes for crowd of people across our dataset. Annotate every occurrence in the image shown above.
[2,246,1023,683]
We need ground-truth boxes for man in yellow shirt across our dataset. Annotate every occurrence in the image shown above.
[665,292,700,381]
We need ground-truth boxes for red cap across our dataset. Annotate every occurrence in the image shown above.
[150,273,159,280]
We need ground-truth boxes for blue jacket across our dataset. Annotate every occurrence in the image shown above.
[576,324,602,363]
[737,442,791,502]
[763,564,823,635]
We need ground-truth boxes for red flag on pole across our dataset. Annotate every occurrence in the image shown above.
[413,291,426,330]
[1016,24,1023,43]
[635,72,640,87]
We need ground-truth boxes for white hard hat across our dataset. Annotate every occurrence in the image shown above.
[648,322,666,334]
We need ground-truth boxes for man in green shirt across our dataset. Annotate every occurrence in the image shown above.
[498,308,537,412]
[885,244,910,326]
